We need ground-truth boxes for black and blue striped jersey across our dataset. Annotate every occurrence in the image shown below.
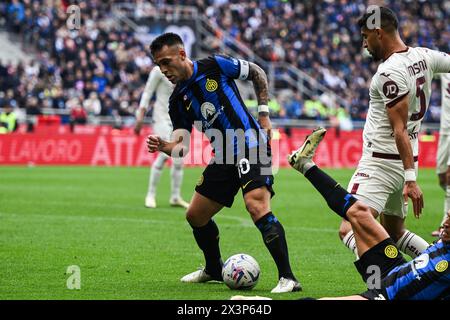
[383,241,450,300]
[168,55,268,162]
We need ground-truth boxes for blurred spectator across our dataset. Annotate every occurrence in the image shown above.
[281,89,303,119]
[303,96,327,120]
[24,96,42,132]
[6,0,25,33]
[83,91,102,124]
[0,101,18,134]
[69,98,88,132]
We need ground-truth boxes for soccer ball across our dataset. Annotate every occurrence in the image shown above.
[222,254,260,290]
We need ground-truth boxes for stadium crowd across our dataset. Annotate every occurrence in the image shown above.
[0,0,448,128]
[1,0,153,128]
[203,0,448,122]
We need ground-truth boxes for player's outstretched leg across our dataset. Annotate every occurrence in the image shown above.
[288,128,356,219]
[288,128,406,273]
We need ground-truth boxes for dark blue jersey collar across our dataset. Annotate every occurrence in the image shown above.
[180,61,198,89]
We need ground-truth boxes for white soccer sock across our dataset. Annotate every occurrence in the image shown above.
[342,230,359,259]
[147,153,168,197]
[396,230,429,258]
[170,157,184,200]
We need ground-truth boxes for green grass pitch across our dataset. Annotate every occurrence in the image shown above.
[0,166,443,300]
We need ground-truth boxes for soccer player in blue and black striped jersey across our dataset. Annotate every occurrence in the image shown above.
[146,33,300,293]
[289,128,450,300]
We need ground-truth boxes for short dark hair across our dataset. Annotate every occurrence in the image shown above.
[150,33,184,56]
[357,6,398,32]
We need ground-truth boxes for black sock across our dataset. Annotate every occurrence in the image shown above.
[255,212,296,280]
[191,219,222,279]
[304,166,357,220]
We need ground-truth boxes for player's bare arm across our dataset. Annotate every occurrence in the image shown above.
[134,107,147,135]
[136,67,163,135]
[247,62,272,137]
[248,62,269,107]
[147,129,190,157]
[386,95,424,218]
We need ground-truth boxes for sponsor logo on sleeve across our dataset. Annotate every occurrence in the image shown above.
[383,81,399,99]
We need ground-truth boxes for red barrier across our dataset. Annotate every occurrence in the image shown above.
[0,125,439,168]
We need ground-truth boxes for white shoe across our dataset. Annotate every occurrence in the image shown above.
[170,197,190,209]
[288,127,327,174]
[180,268,221,283]
[230,295,272,300]
[271,277,302,293]
[145,195,156,208]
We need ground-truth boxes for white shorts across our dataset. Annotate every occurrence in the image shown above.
[436,133,450,174]
[152,121,173,141]
[347,156,418,218]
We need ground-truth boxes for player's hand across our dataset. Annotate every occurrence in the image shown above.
[134,122,143,135]
[146,135,163,153]
[258,114,272,140]
[403,181,424,218]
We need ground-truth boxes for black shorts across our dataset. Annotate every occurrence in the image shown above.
[195,159,275,208]
[354,238,407,300]
[354,238,407,283]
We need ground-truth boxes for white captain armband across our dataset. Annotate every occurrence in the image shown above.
[238,59,249,80]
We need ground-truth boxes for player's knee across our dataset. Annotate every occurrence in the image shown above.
[172,157,184,170]
[244,189,270,219]
[245,200,266,219]
[153,155,168,170]
[172,163,183,171]
[346,202,371,222]
[245,200,261,216]
[185,209,203,227]
[338,223,352,240]
[153,163,164,171]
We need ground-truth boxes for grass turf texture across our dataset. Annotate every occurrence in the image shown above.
[0,166,442,300]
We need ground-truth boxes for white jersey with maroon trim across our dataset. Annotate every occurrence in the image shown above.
[139,66,175,124]
[363,47,450,157]
[439,73,450,134]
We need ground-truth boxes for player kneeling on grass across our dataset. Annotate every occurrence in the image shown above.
[232,128,450,300]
